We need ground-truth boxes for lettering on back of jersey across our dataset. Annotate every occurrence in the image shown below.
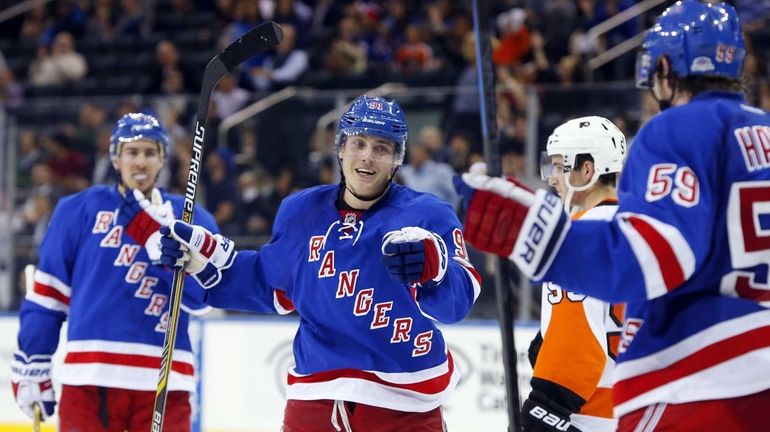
[92,211,114,233]
[735,125,770,171]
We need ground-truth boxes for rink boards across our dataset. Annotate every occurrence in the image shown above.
[0,315,537,431]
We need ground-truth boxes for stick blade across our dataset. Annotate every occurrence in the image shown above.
[218,21,284,71]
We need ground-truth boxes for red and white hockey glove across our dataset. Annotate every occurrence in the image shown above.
[10,352,56,420]
[381,227,448,287]
[117,188,174,262]
[159,221,236,289]
[454,169,570,280]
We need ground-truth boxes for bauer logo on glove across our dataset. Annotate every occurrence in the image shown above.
[454,168,570,281]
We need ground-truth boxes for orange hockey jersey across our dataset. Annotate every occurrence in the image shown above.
[533,202,624,432]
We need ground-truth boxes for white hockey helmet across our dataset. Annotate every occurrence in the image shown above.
[541,116,627,212]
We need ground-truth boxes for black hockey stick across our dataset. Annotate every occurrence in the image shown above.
[470,1,521,430]
[151,21,283,432]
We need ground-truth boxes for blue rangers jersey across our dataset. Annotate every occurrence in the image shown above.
[17,185,217,392]
[206,183,481,412]
[542,91,770,416]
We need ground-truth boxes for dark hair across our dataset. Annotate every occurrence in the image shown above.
[654,56,748,98]
[575,154,616,187]
[677,75,746,97]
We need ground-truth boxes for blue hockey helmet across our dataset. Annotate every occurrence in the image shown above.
[636,0,745,89]
[335,95,408,165]
[110,113,170,160]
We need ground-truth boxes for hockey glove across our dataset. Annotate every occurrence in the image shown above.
[159,221,236,289]
[10,352,55,420]
[381,227,448,287]
[117,188,175,263]
[528,331,544,368]
[453,170,570,281]
[521,390,580,432]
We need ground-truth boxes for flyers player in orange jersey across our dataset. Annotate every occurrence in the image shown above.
[523,116,627,432]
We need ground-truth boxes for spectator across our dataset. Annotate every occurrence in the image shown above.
[41,132,88,193]
[49,0,88,39]
[493,8,531,67]
[212,73,250,119]
[218,0,262,51]
[20,5,51,42]
[17,132,45,189]
[68,103,107,156]
[145,40,194,94]
[270,0,313,44]
[25,163,62,206]
[28,32,88,87]
[0,67,23,108]
[204,149,239,234]
[237,169,275,235]
[446,130,476,173]
[532,0,578,62]
[86,0,116,42]
[418,125,449,164]
[250,24,308,90]
[91,126,117,185]
[445,33,482,151]
[114,0,145,36]
[398,142,458,206]
[16,194,53,248]
[394,23,438,77]
[324,16,367,76]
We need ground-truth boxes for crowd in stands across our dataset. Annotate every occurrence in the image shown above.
[2,0,770,311]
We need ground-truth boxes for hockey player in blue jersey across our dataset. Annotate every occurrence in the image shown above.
[11,113,218,431]
[455,1,770,430]
[159,95,481,431]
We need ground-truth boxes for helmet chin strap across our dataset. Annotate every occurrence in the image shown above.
[562,171,600,215]
[651,68,677,111]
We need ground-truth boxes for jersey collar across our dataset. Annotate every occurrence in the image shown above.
[691,90,746,103]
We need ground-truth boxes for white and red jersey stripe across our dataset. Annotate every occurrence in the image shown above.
[27,269,72,314]
[60,340,196,392]
[285,351,459,413]
[613,308,770,416]
[616,212,696,300]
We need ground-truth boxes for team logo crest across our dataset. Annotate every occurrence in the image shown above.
[691,56,715,73]
[344,212,357,224]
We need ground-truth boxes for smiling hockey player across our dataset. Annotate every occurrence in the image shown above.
[160,95,481,432]
[11,113,219,431]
